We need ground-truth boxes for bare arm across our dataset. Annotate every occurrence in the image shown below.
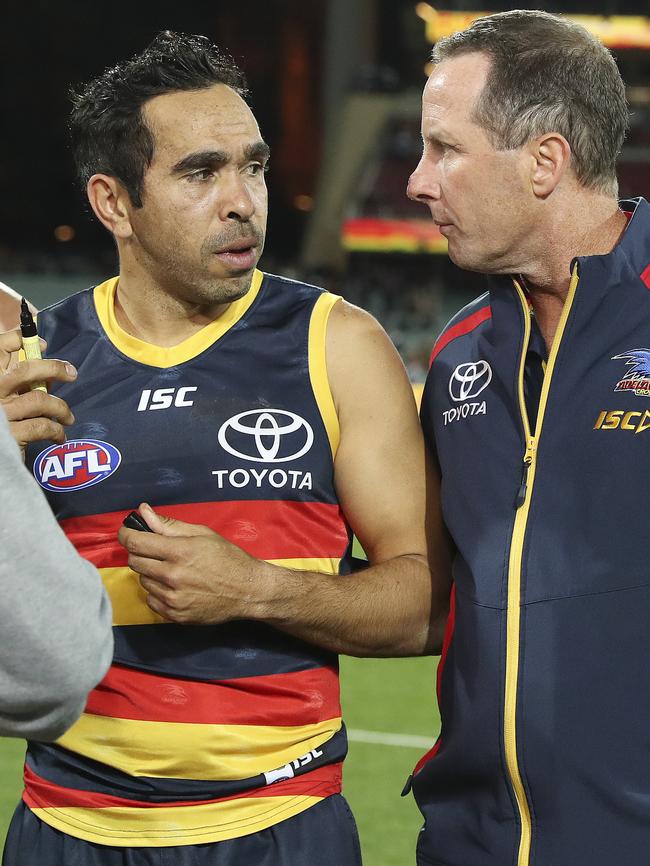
[120,300,451,656]
[252,300,451,655]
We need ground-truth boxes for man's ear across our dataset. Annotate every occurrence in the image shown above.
[86,174,135,239]
[528,133,571,199]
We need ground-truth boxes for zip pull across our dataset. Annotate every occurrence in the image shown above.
[514,438,536,508]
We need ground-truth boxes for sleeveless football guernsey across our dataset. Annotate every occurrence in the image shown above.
[23,269,353,846]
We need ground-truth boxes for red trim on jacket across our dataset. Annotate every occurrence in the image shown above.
[640,263,650,290]
[413,583,457,775]
[430,307,492,367]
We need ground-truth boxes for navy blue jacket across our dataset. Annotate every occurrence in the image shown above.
[416,198,650,866]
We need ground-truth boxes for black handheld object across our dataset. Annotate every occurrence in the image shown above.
[123,511,153,532]
[20,297,37,338]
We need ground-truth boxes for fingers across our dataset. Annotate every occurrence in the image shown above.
[139,502,216,538]
[0,358,77,398]
[131,557,174,585]
[138,575,194,624]
[9,417,67,448]
[142,591,172,621]
[117,525,175,563]
[3,389,74,425]
[0,360,77,448]
[2,388,76,448]
[0,329,25,360]
[0,333,48,377]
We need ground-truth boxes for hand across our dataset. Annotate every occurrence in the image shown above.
[117,503,272,624]
[0,329,77,448]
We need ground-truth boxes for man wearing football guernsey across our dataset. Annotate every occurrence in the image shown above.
[2,31,450,866]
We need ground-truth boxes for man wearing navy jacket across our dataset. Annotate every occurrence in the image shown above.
[407,9,650,866]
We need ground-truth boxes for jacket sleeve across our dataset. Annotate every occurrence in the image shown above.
[0,411,113,741]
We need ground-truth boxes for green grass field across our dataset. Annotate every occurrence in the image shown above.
[0,656,440,865]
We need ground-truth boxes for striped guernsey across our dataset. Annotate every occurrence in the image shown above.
[24,269,352,847]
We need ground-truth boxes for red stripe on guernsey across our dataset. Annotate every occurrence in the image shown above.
[85,664,340,726]
[23,762,342,811]
[429,306,492,367]
[413,584,457,775]
[60,501,349,567]
[641,263,650,290]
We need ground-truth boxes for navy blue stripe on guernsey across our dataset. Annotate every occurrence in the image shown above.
[113,622,338,680]
[26,726,348,803]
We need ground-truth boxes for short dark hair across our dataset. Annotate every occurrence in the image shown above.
[70,31,249,207]
[432,10,629,196]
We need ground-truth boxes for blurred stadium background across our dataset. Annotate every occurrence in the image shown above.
[1,1,648,863]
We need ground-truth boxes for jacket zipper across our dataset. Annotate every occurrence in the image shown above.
[504,267,579,866]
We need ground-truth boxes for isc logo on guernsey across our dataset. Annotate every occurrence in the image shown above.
[34,440,122,492]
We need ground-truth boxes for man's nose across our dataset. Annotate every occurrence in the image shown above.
[407,158,441,203]
[219,173,256,221]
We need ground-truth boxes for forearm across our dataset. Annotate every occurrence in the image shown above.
[253,554,449,657]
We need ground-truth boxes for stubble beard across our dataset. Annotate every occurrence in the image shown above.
[154,236,264,307]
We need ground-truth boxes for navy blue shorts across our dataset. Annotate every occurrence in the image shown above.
[3,795,362,865]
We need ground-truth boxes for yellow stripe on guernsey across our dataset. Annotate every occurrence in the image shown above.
[102,558,341,626]
[308,292,341,458]
[505,266,579,866]
[30,794,325,847]
[57,715,341,782]
[93,270,264,367]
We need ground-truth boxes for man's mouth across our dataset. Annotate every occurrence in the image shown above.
[433,219,454,236]
[213,238,258,270]
[217,238,257,253]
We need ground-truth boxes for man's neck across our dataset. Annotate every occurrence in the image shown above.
[519,197,627,352]
[112,269,230,348]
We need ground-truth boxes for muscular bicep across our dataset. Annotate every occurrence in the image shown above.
[327,300,429,564]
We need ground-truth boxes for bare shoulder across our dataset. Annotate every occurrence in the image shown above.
[327,297,393,348]
[326,298,407,379]
[325,297,416,421]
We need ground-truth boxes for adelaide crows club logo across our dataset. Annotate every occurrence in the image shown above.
[612,349,650,397]
[34,439,122,492]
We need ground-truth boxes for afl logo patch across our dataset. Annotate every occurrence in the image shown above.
[218,409,314,463]
[33,439,122,492]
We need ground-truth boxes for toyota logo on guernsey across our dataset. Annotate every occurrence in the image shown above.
[443,361,492,426]
[218,409,314,462]
[214,409,315,492]
[34,439,122,492]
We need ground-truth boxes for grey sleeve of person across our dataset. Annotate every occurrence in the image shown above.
[0,411,113,741]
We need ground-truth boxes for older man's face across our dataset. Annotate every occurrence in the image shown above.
[407,52,537,275]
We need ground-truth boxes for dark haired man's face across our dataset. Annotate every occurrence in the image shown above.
[126,83,268,305]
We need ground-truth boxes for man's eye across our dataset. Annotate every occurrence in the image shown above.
[429,140,454,154]
[247,163,268,176]
[187,169,213,182]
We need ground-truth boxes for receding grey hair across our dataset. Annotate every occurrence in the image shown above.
[431,9,629,197]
